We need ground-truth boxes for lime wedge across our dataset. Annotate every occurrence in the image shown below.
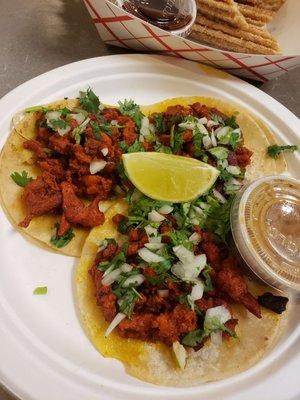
[122,152,219,202]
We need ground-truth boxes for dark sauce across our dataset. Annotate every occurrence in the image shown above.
[123,0,192,31]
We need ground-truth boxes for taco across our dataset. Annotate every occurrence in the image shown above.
[0,92,286,257]
[75,97,288,385]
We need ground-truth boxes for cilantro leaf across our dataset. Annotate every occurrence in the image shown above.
[90,121,101,139]
[11,170,33,187]
[33,286,48,295]
[118,99,144,128]
[49,118,68,130]
[181,329,205,347]
[202,195,234,243]
[116,287,140,317]
[120,140,144,153]
[169,230,193,251]
[172,129,183,154]
[153,113,164,133]
[225,115,239,129]
[202,265,213,292]
[50,223,75,248]
[267,144,298,159]
[193,126,203,157]
[154,142,172,154]
[79,88,100,113]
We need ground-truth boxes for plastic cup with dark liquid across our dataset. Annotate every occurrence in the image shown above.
[117,0,197,36]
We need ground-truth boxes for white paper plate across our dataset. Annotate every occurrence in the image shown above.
[0,54,299,400]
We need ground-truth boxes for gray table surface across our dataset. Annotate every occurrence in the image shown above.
[0,0,299,399]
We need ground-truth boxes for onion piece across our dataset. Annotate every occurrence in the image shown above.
[207,120,219,128]
[57,125,71,136]
[210,331,223,346]
[205,305,231,327]
[101,147,109,156]
[157,205,174,214]
[104,312,126,337]
[120,263,133,273]
[145,242,164,251]
[173,245,194,264]
[188,232,201,243]
[70,113,85,125]
[158,289,169,298]
[144,225,158,238]
[226,165,241,176]
[138,248,165,263]
[211,131,217,147]
[148,209,165,222]
[101,268,121,286]
[212,189,227,204]
[203,135,212,149]
[198,117,208,125]
[172,341,187,370]
[90,159,107,174]
[122,274,145,288]
[189,280,204,301]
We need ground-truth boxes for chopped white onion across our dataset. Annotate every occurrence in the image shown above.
[70,113,85,125]
[102,264,115,278]
[148,210,165,222]
[123,274,145,288]
[210,131,217,147]
[189,280,204,301]
[198,117,208,125]
[188,232,201,243]
[101,268,121,286]
[171,254,206,281]
[173,245,194,264]
[144,225,158,238]
[210,331,223,346]
[57,125,71,136]
[90,159,107,174]
[110,119,118,126]
[205,305,231,326]
[197,123,209,135]
[104,312,126,337]
[199,202,209,210]
[157,205,174,214]
[207,120,219,128]
[226,165,241,176]
[178,121,196,130]
[158,289,169,298]
[192,205,204,216]
[212,189,227,204]
[138,248,165,263]
[120,263,133,273]
[145,242,165,250]
[46,110,61,121]
[203,135,212,149]
[98,202,111,213]
[101,147,109,156]
[172,341,187,370]
[215,126,230,139]
[229,177,243,186]
[140,116,151,136]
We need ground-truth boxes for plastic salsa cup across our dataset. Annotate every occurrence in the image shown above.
[231,175,300,296]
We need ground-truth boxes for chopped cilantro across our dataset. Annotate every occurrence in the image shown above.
[181,329,205,347]
[229,130,241,150]
[153,113,164,132]
[115,287,141,318]
[25,105,50,113]
[202,195,234,243]
[90,121,101,139]
[79,88,100,113]
[202,265,213,292]
[193,126,203,157]
[58,107,71,117]
[211,114,224,125]
[169,230,193,251]
[172,129,184,153]
[49,118,68,130]
[33,286,48,295]
[118,99,144,128]
[154,142,172,154]
[225,115,239,129]
[50,223,75,248]
[267,144,298,159]
[10,170,33,187]
[208,146,229,160]
[120,140,144,153]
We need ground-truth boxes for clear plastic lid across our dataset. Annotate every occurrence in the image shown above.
[231,175,300,295]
